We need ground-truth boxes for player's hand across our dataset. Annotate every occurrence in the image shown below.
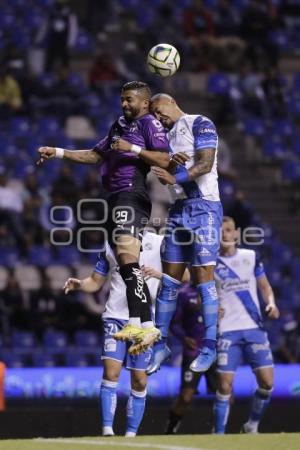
[37,146,56,165]
[152,167,176,185]
[265,304,280,319]
[141,265,163,280]
[111,138,132,152]
[63,278,81,294]
[171,152,190,166]
[184,337,197,350]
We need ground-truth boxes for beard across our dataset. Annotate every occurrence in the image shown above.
[123,106,140,121]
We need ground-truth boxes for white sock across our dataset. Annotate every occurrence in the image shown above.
[244,421,258,432]
[128,318,141,327]
[125,431,136,437]
[103,426,114,436]
[141,321,154,328]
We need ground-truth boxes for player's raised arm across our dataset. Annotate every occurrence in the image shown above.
[63,271,106,294]
[112,138,170,168]
[37,146,102,165]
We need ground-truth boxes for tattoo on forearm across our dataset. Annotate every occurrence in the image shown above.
[188,148,215,179]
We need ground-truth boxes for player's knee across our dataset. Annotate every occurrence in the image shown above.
[103,368,119,382]
[218,379,232,395]
[258,380,273,392]
[131,375,147,392]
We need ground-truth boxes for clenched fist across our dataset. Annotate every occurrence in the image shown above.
[37,146,56,165]
[63,278,81,294]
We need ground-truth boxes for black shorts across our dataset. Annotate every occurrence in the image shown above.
[105,192,152,248]
[180,355,217,394]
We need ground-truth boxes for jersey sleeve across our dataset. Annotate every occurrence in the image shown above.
[254,253,265,278]
[192,116,218,151]
[93,135,110,156]
[94,251,109,276]
[142,118,170,152]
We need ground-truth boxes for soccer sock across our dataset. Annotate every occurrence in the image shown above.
[141,282,154,328]
[197,281,218,350]
[165,410,183,434]
[126,389,147,435]
[214,391,231,434]
[155,274,182,338]
[120,262,145,325]
[246,387,272,431]
[100,379,118,431]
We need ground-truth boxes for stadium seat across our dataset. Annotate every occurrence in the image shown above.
[74,31,94,54]
[65,351,89,367]
[14,265,41,290]
[271,119,294,137]
[282,160,300,182]
[0,248,19,267]
[28,246,54,267]
[243,118,266,137]
[207,73,230,95]
[10,117,31,137]
[43,330,68,349]
[268,30,291,50]
[2,352,28,368]
[263,139,287,160]
[74,331,99,348]
[55,246,81,266]
[37,117,61,136]
[45,265,71,290]
[32,352,57,368]
[271,241,293,265]
[12,331,35,349]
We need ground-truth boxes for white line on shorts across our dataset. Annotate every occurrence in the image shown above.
[35,437,212,450]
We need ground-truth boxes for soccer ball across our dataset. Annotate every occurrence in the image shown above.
[147,43,180,77]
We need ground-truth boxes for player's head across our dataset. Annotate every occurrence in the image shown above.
[121,81,151,121]
[221,216,238,252]
[150,93,182,129]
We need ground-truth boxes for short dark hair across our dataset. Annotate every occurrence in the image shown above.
[223,216,236,226]
[122,81,151,99]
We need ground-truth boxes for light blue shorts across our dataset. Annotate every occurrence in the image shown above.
[217,328,274,373]
[161,199,223,266]
[101,318,152,371]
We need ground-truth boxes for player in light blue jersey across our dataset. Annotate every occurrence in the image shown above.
[144,94,223,374]
[213,216,279,434]
[63,231,163,437]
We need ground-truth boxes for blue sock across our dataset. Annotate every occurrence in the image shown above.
[100,379,117,428]
[126,389,147,434]
[247,388,272,428]
[197,281,218,349]
[155,274,182,338]
[214,391,231,434]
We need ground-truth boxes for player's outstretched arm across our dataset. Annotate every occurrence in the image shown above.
[37,147,102,165]
[257,275,280,319]
[112,138,170,168]
[63,272,106,294]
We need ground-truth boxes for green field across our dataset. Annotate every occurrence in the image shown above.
[0,434,299,450]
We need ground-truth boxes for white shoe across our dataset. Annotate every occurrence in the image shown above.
[103,426,114,436]
[241,422,258,434]
[125,431,136,437]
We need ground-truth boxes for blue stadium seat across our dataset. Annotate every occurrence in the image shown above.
[37,117,61,136]
[268,30,291,50]
[12,331,35,349]
[43,330,68,350]
[282,160,300,182]
[65,351,89,367]
[2,352,28,368]
[0,11,15,30]
[293,73,300,91]
[74,331,99,348]
[271,241,293,265]
[0,247,19,267]
[24,11,45,30]
[207,73,230,95]
[243,118,266,137]
[28,245,54,267]
[292,137,300,158]
[32,352,57,368]
[288,94,300,116]
[271,119,294,137]
[292,260,300,280]
[74,31,94,54]
[263,138,287,159]
[10,117,31,137]
[55,246,81,266]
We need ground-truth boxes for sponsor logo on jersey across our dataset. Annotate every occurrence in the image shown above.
[198,247,211,256]
[251,343,270,353]
[199,127,216,134]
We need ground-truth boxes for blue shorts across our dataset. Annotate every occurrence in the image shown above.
[101,318,152,371]
[161,199,223,266]
[217,328,273,373]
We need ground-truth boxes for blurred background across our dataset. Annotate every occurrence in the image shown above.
[0,0,300,436]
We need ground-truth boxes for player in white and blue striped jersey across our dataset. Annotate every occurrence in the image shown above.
[213,216,279,434]
[146,94,223,374]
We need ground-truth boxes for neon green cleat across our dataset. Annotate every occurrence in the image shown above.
[128,327,161,355]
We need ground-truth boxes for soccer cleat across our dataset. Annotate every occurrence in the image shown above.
[240,422,258,434]
[102,426,114,436]
[128,327,161,355]
[146,342,171,375]
[113,324,143,342]
[189,347,216,373]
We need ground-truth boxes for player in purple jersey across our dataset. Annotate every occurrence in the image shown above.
[37,81,173,351]
[165,283,217,434]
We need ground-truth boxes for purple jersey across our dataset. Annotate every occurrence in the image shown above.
[93,114,169,198]
[170,284,205,359]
